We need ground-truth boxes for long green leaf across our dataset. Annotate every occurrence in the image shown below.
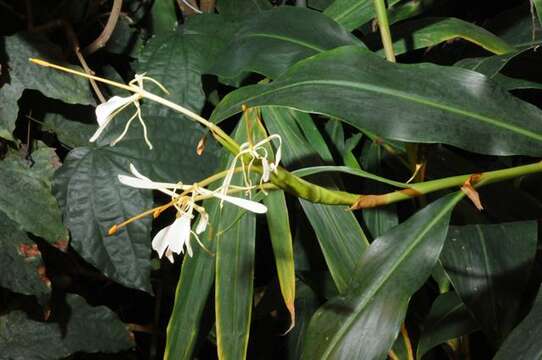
[263,107,369,293]
[210,6,363,80]
[212,46,542,157]
[416,292,479,359]
[264,190,296,327]
[323,0,401,32]
[534,0,542,28]
[216,0,271,19]
[215,136,259,360]
[377,17,515,56]
[494,285,542,360]
[455,45,535,77]
[302,192,464,360]
[441,221,538,344]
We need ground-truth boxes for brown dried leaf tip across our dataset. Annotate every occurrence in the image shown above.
[461,173,484,211]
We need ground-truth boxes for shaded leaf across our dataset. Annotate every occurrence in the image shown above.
[151,0,178,33]
[216,0,271,19]
[441,221,538,344]
[0,33,94,140]
[455,45,535,77]
[43,113,96,148]
[323,0,401,32]
[264,190,296,327]
[0,211,50,296]
[494,285,542,360]
[0,294,133,359]
[302,192,463,360]
[379,17,515,56]
[0,147,66,243]
[211,7,363,80]
[416,292,479,359]
[212,45,542,157]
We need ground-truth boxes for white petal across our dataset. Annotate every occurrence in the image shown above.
[167,213,192,255]
[95,96,135,126]
[117,175,185,197]
[212,192,267,214]
[129,163,150,180]
[89,119,113,142]
[152,221,177,258]
[195,212,209,234]
[165,249,175,263]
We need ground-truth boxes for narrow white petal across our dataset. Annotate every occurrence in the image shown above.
[213,192,267,214]
[118,175,156,189]
[129,163,150,181]
[95,96,134,126]
[89,119,113,142]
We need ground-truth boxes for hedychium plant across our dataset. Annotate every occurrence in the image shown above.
[31,47,542,359]
[6,1,542,359]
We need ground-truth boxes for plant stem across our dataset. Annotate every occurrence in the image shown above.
[374,0,396,62]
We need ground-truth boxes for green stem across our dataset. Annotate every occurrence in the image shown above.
[374,0,396,62]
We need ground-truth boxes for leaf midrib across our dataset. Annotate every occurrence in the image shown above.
[223,79,542,143]
[243,33,327,53]
[322,193,462,359]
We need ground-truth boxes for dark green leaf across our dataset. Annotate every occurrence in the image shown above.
[0,211,50,296]
[323,0,401,32]
[216,0,271,19]
[263,107,369,293]
[441,221,538,344]
[361,141,398,240]
[416,292,479,359]
[0,33,94,140]
[210,7,363,80]
[54,116,219,292]
[43,113,96,148]
[151,0,178,33]
[212,46,542,157]
[455,45,534,77]
[264,190,296,325]
[0,147,66,243]
[388,0,435,25]
[0,294,133,359]
[380,17,515,56]
[494,285,542,360]
[302,192,463,360]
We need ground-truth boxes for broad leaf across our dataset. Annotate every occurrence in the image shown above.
[0,211,50,297]
[212,46,542,157]
[323,0,401,32]
[302,192,464,360]
[416,292,479,359]
[0,294,133,359]
[43,112,96,148]
[211,7,363,80]
[455,45,535,78]
[378,17,515,56]
[54,117,219,292]
[441,221,538,344]
[0,147,66,243]
[216,0,271,19]
[0,33,94,140]
[494,285,542,360]
[262,107,369,293]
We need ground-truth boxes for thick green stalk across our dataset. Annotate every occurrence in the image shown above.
[374,0,396,62]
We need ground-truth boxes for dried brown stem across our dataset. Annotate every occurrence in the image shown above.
[64,22,106,103]
[200,0,215,12]
[83,0,123,55]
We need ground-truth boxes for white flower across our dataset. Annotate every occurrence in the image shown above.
[221,134,282,202]
[118,164,267,262]
[90,74,169,150]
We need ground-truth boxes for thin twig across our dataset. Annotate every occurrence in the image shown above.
[64,22,106,103]
[401,323,415,360]
[0,0,25,20]
[83,0,123,55]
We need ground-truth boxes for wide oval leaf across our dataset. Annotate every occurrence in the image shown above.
[211,6,363,80]
[212,46,542,157]
[301,192,464,360]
